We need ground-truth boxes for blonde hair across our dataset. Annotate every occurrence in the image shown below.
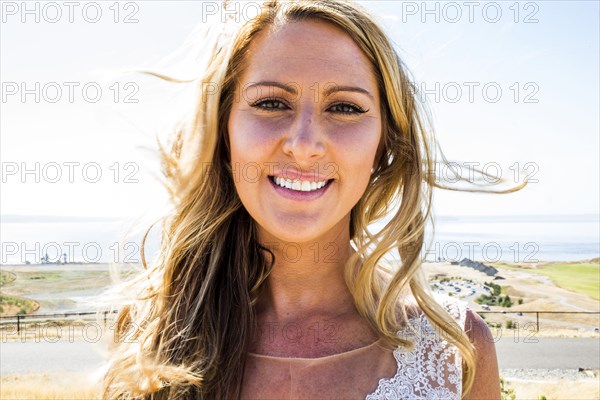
[103,1,524,398]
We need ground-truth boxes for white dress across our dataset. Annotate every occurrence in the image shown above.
[366,294,467,399]
[243,294,468,400]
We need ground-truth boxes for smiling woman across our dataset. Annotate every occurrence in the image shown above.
[228,20,381,245]
[103,1,501,399]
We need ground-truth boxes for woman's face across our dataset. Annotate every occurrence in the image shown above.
[228,20,382,244]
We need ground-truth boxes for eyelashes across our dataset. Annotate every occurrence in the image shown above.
[250,98,368,115]
[251,99,289,111]
[328,103,368,114]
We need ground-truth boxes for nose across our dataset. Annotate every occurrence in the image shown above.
[282,111,326,163]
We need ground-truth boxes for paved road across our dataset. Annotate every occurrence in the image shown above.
[0,339,107,374]
[495,337,600,369]
[1,338,598,374]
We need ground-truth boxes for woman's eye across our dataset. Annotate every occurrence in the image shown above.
[329,103,367,114]
[252,99,288,111]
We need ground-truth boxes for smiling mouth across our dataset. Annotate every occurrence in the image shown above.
[268,176,334,192]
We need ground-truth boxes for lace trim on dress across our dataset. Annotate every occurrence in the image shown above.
[365,295,468,400]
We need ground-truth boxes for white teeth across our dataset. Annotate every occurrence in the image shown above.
[273,176,329,192]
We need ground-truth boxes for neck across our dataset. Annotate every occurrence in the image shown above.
[256,221,356,323]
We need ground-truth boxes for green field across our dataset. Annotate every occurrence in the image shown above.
[0,265,137,316]
[0,294,39,314]
[535,263,599,300]
[495,262,600,300]
[0,271,16,286]
[1,269,112,297]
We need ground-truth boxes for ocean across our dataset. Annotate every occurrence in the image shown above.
[422,214,600,264]
[1,214,598,265]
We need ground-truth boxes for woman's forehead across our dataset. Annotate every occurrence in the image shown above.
[238,19,377,93]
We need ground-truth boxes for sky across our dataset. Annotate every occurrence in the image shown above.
[1,0,599,220]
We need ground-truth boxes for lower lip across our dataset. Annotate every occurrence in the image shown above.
[268,177,333,201]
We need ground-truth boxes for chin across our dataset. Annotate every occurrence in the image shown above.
[256,219,334,245]
[256,210,351,247]
[259,227,321,245]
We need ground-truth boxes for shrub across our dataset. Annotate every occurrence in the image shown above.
[500,377,516,400]
[476,294,496,306]
[501,295,513,308]
[485,281,502,296]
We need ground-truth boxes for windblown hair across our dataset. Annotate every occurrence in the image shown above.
[103,1,523,398]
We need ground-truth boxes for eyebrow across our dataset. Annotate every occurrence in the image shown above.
[244,81,374,99]
[323,85,374,100]
[246,81,298,95]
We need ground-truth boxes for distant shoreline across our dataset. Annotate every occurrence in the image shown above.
[2,258,599,268]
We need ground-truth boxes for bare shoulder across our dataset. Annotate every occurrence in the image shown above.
[463,308,501,400]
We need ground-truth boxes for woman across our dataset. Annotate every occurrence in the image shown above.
[104,1,502,398]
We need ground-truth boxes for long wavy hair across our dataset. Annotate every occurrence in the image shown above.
[103,1,524,398]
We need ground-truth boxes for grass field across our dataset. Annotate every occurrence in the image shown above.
[0,294,39,315]
[0,271,16,286]
[1,372,597,400]
[534,263,600,300]
[504,376,600,400]
[3,270,110,297]
[0,264,137,316]
[493,262,600,300]
[1,373,101,400]
[1,270,40,315]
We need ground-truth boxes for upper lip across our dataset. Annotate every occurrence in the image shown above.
[269,172,333,183]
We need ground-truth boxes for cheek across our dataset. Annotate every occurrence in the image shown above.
[228,110,283,163]
[227,110,276,207]
[328,118,381,167]
[228,111,256,160]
